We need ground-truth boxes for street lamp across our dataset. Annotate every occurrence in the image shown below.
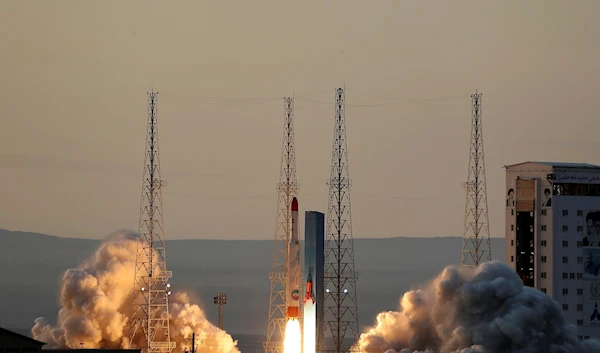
[213,292,227,330]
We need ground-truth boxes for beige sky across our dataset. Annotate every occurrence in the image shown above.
[1,1,599,240]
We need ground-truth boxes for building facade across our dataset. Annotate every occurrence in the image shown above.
[505,161,600,341]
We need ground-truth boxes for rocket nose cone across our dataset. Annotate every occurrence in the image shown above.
[291,197,298,211]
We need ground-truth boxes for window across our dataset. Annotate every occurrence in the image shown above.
[541,272,547,278]
[563,272,569,279]
[578,210,583,216]
[542,225,547,231]
[511,225,514,231]
[577,241,583,247]
[511,239,514,246]
[542,256,547,263]
[578,288,583,295]
[578,273,583,279]
[578,257,583,264]
[542,209,547,216]
[563,256,568,263]
[553,183,600,197]
[541,288,547,293]
[578,320,583,326]
[563,288,568,295]
[563,210,569,216]
[578,226,583,232]
[563,240,569,247]
[511,256,514,262]
[511,209,514,216]
[570,273,576,279]
[541,240,547,246]
[563,304,569,311]
[578,304,583,311]
[563,225,569,232]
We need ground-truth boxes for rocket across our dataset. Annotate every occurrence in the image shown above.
[286,197,300,319]
[303,273,315,305]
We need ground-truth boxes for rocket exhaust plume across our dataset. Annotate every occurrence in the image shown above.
[356,261,600,353]
[284,318,301,353]
[284,198,301,353]
[303,300,315,353]
[31,231,240,353]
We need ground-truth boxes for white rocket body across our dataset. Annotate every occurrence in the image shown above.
[286,197,300,318]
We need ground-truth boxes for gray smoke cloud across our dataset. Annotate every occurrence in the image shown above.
[356,261,600,353]
[32,231,240,353]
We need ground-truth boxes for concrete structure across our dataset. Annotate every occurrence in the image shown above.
[304,210,325,353]
[0,327,141,353]
[0,327,45,353]
[47,350,140,353]
[505,161,600,341]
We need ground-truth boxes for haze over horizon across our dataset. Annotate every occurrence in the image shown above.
[1,0,599,240]
[0,228,507,337]
[0,227,506,241]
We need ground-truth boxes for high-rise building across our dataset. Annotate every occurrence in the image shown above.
[505,161,600,341]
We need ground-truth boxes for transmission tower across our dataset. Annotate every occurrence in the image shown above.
[322,88,359,353]
[130,92,175,353]
[461,91,492,267]
[264,97,299,353]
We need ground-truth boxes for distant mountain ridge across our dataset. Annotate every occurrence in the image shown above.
[0,228,506,338]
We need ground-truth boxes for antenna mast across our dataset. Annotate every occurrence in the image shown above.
[461,91,492,266]
[130,92,175,353]
[264,97,299,353]
[322,88,359,353]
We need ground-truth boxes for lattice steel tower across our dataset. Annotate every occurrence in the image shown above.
[461,91,492,267]
[130,92,175,353]
[322,88,359,353]
[264,97,299,353]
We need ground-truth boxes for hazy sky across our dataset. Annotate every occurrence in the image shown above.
[1,1,599,240]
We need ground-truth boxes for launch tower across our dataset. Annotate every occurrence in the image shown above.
[461,91,492,267]
[130,92,175,353]
[264,97,299,353]
[322,88,360,353]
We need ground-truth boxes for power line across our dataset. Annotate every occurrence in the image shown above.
[160,93,281,107]
[159,91,470,109]
[164,191,274,200]
[160,89,336,104]
[164,190,454,202]
[347,89,469,103]
[355,194,455,201]
[296,95,467,108]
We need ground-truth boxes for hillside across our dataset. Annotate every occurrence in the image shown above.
[0,229,505,337]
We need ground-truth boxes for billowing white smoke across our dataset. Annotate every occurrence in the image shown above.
[31,231,240,353]
[356,261,600,353]
[169,292,239,353]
